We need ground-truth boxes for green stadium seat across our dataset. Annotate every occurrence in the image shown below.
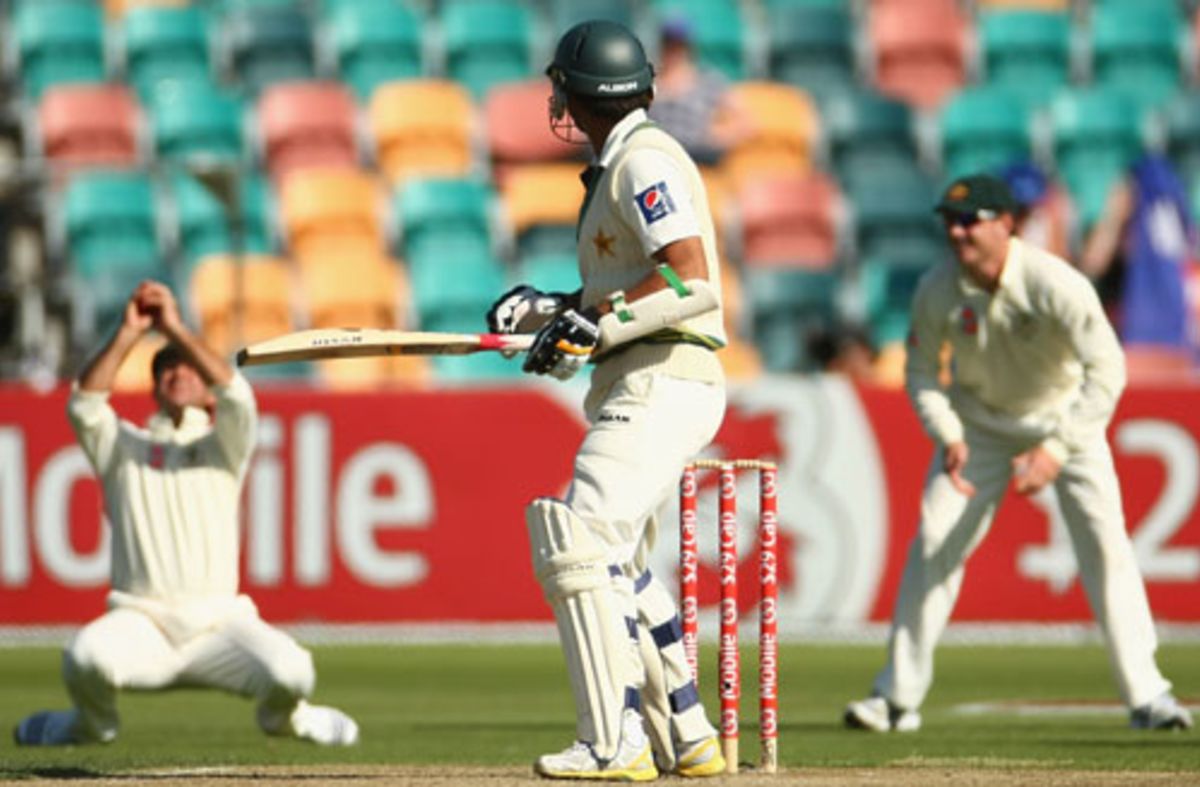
[653,0,746,80]
[823,89,917,185]
[123,5,213,101]
[149,80,245,165]
[1090,3,1184,112]
[1051,87,1144,230]
[550,0,636,30]
[847,166,946,263]
[513,252,579,294]
[13,0,106,99]
[329,0,423,101]
[394,178,495,269]
[939,87,1032,182]
[170,171,273,272]
[979,10,1070,109]
[859,251,933,345]
[766,4,856,104]
[1164,91,1200,189]
[744,267,841,372]
[441,0,534,100]
[225,5,315,96]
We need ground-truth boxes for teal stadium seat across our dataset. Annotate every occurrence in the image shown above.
[550,0,636,30]
[149,80,245,164]
[653,0,746,80]
[745,267,841,372]
[394,178,495,269]
[225,4,315,96]
[441,0,533,100]
[1090,3,1184,113]
[64,170,162,331]
[123,5,213,101]
[329,0,423,101]
[859,251,932,346]
[823,89,918,186]
[1164,92,1200,189]
[767,4,856,105]
[1051,87,1144,230]
[847,165,946,263]
[939,87,1032,182]
[13,0,105,99]
[979,10,1070,110]
[170,172,273,272]
[514,252,579,294]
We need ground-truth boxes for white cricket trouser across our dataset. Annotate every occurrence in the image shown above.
[63,598,315,742]
[874,425,1172,710]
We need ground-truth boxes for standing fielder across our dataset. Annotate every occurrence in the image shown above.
[844,174,1193,733]
[14,281,358,747]
[487,20,727,780]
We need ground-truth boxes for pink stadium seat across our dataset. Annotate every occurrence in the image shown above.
[257,81,358,183]
[484,79,577,179]
[869,0,969,109]
[38,84,141,168]
[739,172,841,268]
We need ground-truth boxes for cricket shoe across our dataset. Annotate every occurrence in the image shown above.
[1130,693,1193,731]
[534,709,658,781]
[844,696,921,733]
[291,701,360,746]
[673,735,726,777]
[13,710,82,746]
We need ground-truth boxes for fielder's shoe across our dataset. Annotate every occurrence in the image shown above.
[534,709,658,781]
[844,696,921,733]
[291,701,360,746]
[673,735,726,777]
[1130,693,1193,731]
[13,710,81,746]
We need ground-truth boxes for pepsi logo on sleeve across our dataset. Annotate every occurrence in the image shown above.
[634,181,676,224]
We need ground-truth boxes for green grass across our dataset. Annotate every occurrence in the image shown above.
[1,642,1197,777]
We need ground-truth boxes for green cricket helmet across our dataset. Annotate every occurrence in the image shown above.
[546,20,654,142]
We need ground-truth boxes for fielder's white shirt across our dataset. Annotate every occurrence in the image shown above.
[906,236,1126,462]
[67,373,258,603]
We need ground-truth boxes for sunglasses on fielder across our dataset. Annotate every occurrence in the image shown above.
[941,209,999,229]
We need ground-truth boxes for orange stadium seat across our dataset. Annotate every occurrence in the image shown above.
[37,84,141,169]
[869,0,969,109]
[279,166,386,266]
[738,172,841,268]
[500,163,584,258]
[257,81,359,183]
[188,253,296,360]
[720,81,819,191]
[484,79,578,179]
[368,79,476,185]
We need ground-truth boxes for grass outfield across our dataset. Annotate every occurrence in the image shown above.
[0,643,1197,779]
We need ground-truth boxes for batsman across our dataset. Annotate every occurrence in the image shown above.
[486,19,728,781]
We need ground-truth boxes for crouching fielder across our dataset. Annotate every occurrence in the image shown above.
[488,19,728,781]
[14,281,358,748]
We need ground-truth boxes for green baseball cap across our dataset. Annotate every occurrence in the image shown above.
[934,173,1019,216]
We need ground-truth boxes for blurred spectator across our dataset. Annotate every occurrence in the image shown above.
[807,322,878,382]
[999,160,1073,262]
[647,17,750,164]
[1079,154,1198,354]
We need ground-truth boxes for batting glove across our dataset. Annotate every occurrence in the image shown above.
[486,285,565,335]
[523,307,600,381]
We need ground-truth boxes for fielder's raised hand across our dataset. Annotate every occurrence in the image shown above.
[523,307,600,381]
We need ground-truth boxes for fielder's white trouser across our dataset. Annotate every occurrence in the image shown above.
[63,596,315,742]
[874,425,1172,710]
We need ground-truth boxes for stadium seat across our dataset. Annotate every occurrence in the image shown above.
[737,172,841,268]
[169,171,273,272]
[868,0,968,109]
[500,163,585,260]
[279,166,386,266]
[938,87,1032,182]
[37,84,142,169]
[441,0,534,100]
[977,0,1069,8]
[979,9,1070,110]
[224,4,315,96]
[652,0,746,80]
[1165,91,1200,189]
[484,80,579,175]
[766,4,856,105]
[13,0,106,99]
[744,266,841,372]
[1090,3,1183,112]
[393,177,495,268]
[328,0,423,101]
[1050,87,1144,230]
[257,81,359,183]
[860,250,932,346]
[823,88,917,185]
[847,166,946,263]
[148,80,244,165]
[63,170,163,332]
[187,252,298,362]
[513,252,579,294]
[720,81,819,191]
[549,0,636,30]
[368,80,477,185]
[122,4,212,100]
[106,0,191,18]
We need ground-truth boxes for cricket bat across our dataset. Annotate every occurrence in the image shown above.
[236,328,535,367]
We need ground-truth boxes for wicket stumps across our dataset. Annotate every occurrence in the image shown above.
[679,459,779,775]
